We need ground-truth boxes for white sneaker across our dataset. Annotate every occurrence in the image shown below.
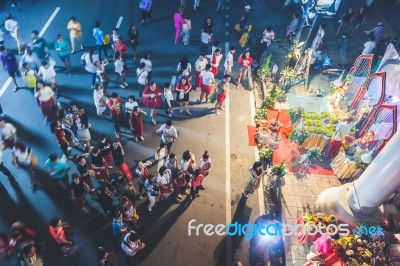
[123,82,128,87]
[119,84,125,88]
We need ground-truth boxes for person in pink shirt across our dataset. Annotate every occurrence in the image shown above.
[173,8,185,44]
[191,169,204,199]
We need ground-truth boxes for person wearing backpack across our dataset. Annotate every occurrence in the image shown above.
[81,48,99,85]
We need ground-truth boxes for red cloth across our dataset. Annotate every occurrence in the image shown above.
[211,54,218,76]
[40,98,57,122]
[49,226,65,244]
[54,128,66,145]
[322,140,342,158]
[119,162,133,181]
[142,85,163,108]
[195,71,202,88]
[201,84,212,95]
[115,41,128,56]
[217,93,226,103]
[108,97,122,117]
[176,80,192,93]
[130,113,144,136]
[192,174,205,188]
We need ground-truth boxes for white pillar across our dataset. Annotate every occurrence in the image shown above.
[346,130,400,215]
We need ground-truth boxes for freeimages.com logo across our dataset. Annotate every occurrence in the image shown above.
[187,219,384,241]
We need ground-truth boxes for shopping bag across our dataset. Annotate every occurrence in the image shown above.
[209,90,217,104]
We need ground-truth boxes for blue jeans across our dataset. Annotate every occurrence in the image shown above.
[182,29,190,45]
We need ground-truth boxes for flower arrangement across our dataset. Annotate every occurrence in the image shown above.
[288,107,304,123]
[289,129,307,144]
[298,111,340,137]
[337,233,374,266]
[259,145,274,160]
[270,160,287,180]
[264,85,285,109]
[255,108,269,120]
[280,66,297,81]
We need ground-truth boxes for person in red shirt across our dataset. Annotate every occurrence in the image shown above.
[142,81,163,125]
[50,120,77,159]
[107,93,124,137]
[115,36,129,62]
[191,169,204,199]
[49,217,77,256]
[175,77,192,115]
[236,51,253,88]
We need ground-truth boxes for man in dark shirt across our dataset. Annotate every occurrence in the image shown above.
[69,173,89,213]
[30,30,48,60]
[97,134,113,169]
[0,45,20,91]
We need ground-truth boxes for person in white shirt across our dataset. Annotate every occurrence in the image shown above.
[194,55,208,90]
[311,24,326,50]
[362,35,377,55]
[157,166,173,200]
[198,150,211,189]
[121,231,145,257]
[136,62,149,99]
[4,14,23,54]
[261,27,275,51]
[198,64,215,104]
[114,51,127,88]
[224,46,236,75]
[38,61,57,97]
[200,32,211,55]
[182,16,192,46]
[13,142,38,187]
[140,53,152,80]
[125,95,138,117]
[207,48,223,78]
[0,118,17,149]
[93,84,107,117]
[34,80,57,122]
[163,83,174,117]
[154,120,177,160]
[177,55,192,78]
[82,48,99,85]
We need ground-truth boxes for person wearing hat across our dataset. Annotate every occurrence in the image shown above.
[4,13,23,55]
[67,16,84,53]
[173,8,185,44]
[55,34,72,74]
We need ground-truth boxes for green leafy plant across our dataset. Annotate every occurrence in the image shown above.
[307,148,323,163]
[288,107,304,122]
[260,54,272,75]
[255,108,268,120]
[263,85,285,109]
[270,160,287,179]
[259,145,273,160]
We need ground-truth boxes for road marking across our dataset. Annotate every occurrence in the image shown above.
[249,89,265,215]
[225,41,232,266]
[39,7,61,37]
[116,16,124,29]
[0,7,60,98]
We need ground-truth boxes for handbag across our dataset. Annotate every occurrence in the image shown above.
[99,96,107,107]
[209,90,217,104]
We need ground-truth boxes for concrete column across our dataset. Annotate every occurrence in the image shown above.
[346,130,400,215]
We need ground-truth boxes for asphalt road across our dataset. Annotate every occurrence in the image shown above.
[0,0,265,265]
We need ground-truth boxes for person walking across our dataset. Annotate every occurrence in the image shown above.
[12,142,38,187]
[144,173,159,214]
[76,155,95,190]
[30,30,48,60]
[54,34,72,73]
[164,83,174,117]
[69,173,90,213]
[173,8,185,44]
[142,81,163,125]
[198,64,215,103]
[175,77,192,115]
[236,51,252,88]
[50,120,75,159]
[20,48,40,71]
[82,48,99,86]
[93,84,107,118]
[45,154,70,187]
[127,24,139,60]
[95,59,109,94]
[111,138,133,180]
[311,24,326,51]
[0,149,15,181]
[129,106,147,142]
[243,161,265,198]
[349,6,366,36]
[4,14,23,55]
[140,53,152,81]
[136,62,149,100]
[114,51,128,88]
[48,218,77,256]
[336,7,354,36]
[207,48,223,78]
[182,15,192,46]
[108,93,124,137]
[194,55,207,90]
[35,80,57,123]
[154,120,177,160]
[67,16,84,53]
[260,27,275,53]
[38,60,58,98]
[214,74,230,115]
[93,22,109,61]
[0,46,21,92]
[22,63,38,90]
[125,95,138,117]
[224,46,235,75]
[139,0,152,24]
[75,111,91,152]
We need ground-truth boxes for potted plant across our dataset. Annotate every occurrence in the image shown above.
[263,85,285,109]
[288,106,304,123]
[269,119,282,132]
[259,145,273,164]
[269,160,287,186]
[255,108,268,120]
[307,148,323,166]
